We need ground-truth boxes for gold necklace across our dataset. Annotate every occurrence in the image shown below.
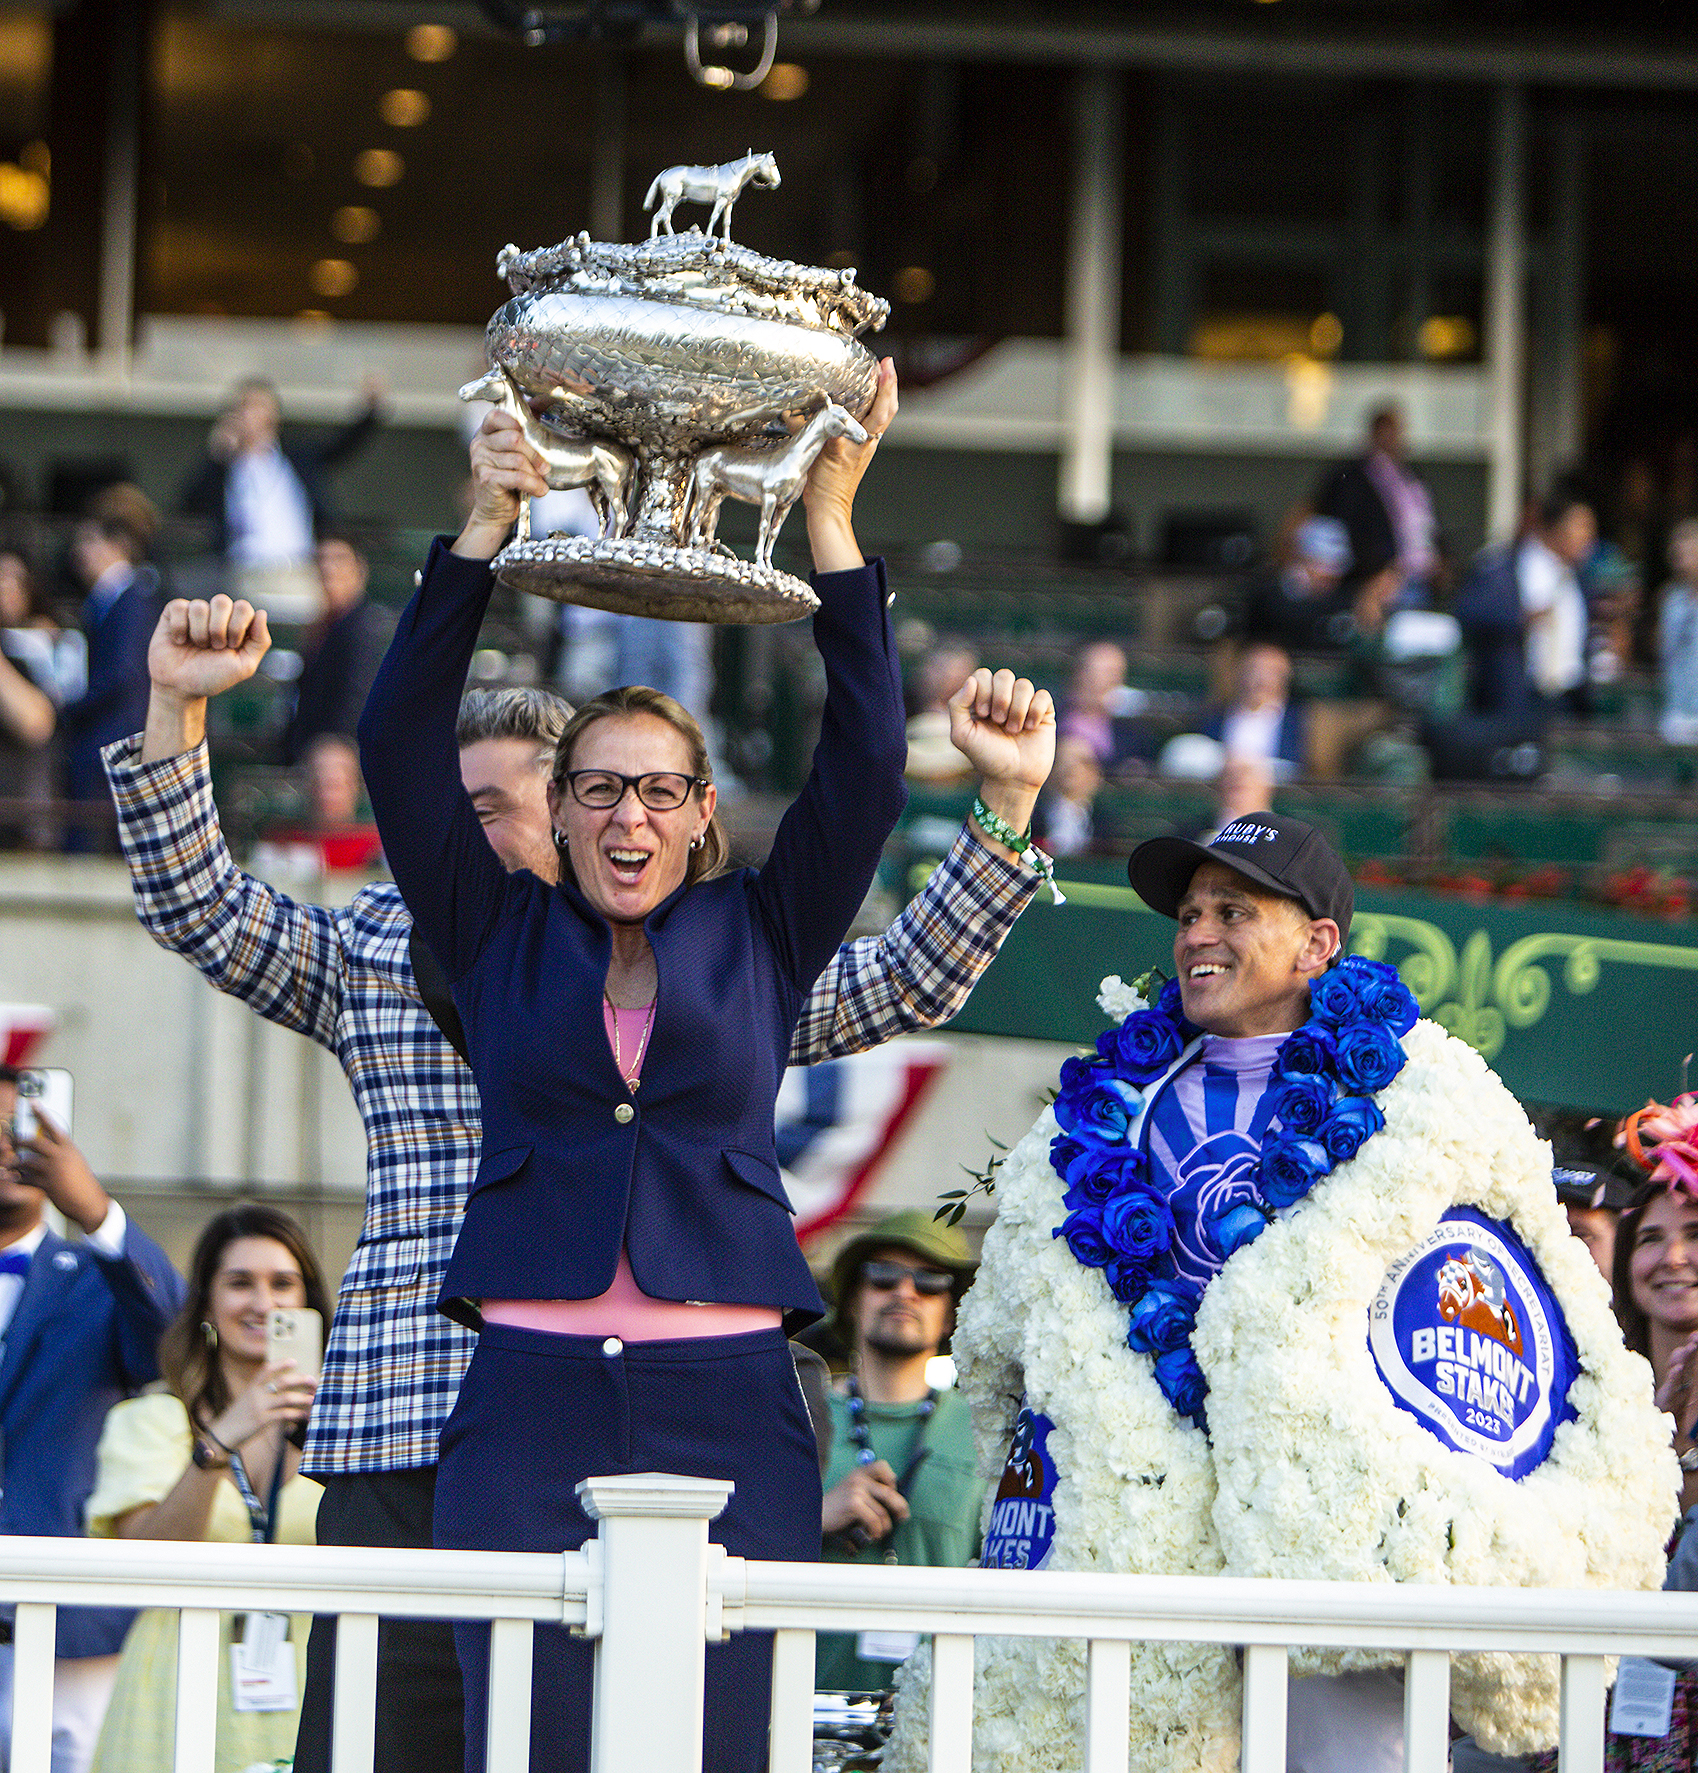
[606,993,656,1092]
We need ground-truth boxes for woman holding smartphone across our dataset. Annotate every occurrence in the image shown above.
[86,1205,327,1773]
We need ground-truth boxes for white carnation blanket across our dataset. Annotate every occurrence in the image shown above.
[885,997,1678,1772]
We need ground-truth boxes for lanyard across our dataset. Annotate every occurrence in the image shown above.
[843,1379,938,1562]
[228,1443,288,1546]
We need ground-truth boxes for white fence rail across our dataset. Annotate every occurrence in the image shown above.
[7,1471,1698,1773]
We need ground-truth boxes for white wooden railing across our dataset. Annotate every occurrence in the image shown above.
[7,1472,1698,1773]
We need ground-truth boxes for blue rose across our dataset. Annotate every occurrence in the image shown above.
[1271,1077,1332,1137]
[1332,1021,1405,1095]
[1277,1024,1338,1082]
[1054,1208,1112,1269]
[1307,968,1363,1027]
[1339,955,1401,989]
[1260,1135,1330,1207]
[1101,1009,1185,1082]
[1338,959,1419,1036]
[1050,1134,1088,1181]
[1055,1077,1143,1147]
[1156,977,1185,1021]
[1104,1255,1151,1303]
[1100,1184,1176,1264]
[1364,977,1418,1036]
[1152,1346,1207,1419]
[1125,1277,1197,1354]
[1319,1094,1385,1162]
[1061,1146,1146,1210]
[1201,1197,1268,1261]
[1056,1052,1109,1103]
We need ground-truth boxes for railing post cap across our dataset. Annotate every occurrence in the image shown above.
[575,1472,735,1521]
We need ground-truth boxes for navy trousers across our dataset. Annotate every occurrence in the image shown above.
[434,1323,822,1773]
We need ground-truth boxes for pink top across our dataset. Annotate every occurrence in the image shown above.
[481,996,782,1342]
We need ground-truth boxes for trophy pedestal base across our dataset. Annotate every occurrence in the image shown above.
[493,534,819,625]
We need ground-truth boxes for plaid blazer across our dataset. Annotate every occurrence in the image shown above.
[105,734,1038,1473]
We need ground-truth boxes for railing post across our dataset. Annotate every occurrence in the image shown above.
[578,1472,734,1773]
[1240,1644,1289,1773]
[9,1603,55,1773]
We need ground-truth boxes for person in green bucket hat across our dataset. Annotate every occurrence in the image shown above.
[817,1210,982,1692]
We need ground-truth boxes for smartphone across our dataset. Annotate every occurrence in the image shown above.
[13,1068,73,1142]
[265,1307,323,1380]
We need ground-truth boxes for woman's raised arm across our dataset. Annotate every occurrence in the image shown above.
[357,412,550,981]
[754,360,908,988]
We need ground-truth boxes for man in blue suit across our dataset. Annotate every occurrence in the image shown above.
[0,1067,184,1773]
[59,489,161,851]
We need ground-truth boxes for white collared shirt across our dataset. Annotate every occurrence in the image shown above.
[0,1203,127,1338]
[226,446,314,566]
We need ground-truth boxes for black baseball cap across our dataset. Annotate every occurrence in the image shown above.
[1128,812,1354,940]
[1552,1166,1637,1213]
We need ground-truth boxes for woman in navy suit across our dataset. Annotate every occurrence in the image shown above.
[357,364,906,1773]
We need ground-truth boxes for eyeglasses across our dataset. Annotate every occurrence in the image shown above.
[563,770,707,812]
[861,1259,954,1296]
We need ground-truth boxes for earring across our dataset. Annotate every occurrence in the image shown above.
[199,1320,218,1350]
[554,830,568,847]
[690,835,704,850]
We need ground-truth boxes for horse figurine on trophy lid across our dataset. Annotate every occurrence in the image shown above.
[459,154,889,625]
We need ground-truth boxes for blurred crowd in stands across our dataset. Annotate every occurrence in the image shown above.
[5,379,1698,871]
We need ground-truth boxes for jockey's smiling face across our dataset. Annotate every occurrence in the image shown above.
[1173,861,1339,1039]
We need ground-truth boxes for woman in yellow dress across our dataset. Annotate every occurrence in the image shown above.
[87,1206,328,1773]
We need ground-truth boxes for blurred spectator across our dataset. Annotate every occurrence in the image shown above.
[0,1065,185,1773]
[1658,518,1698,744]
[1059,640,1144,767]
[1314,403,1437,605]
[1214,754,1274,825]
[1172,754,1275,843]
[59,487,161,851]
[179,376,382,622]
[257,734,383,873]
[1518,484,1597,717]
[906,640,978,783]
[86,1205,325,1773]
[1034,735,1101,858]
[1240,516,1356,652]
[1552,1166,1634,1292]
[281,535,393,766]
[1580,542,1640,689]
[0,541,58,848]
[1203,642,1304,781]
[816,1212,982,1694]
[1452,482,1594,727]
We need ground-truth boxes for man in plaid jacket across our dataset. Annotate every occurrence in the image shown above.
[104,588,1055,1773]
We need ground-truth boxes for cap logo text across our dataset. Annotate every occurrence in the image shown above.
[1214,820,1279,846]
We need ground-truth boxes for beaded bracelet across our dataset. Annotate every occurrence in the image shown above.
[971,796,1066,905]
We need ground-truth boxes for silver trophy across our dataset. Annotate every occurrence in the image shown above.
[461,154,889,624]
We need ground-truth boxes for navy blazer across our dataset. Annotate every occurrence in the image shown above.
[60,572,160,802]
[359,543,907,1328]
[0,1223,184,1657]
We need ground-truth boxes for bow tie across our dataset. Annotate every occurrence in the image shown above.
[0,1250,31,1279]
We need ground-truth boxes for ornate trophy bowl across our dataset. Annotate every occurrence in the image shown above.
[468,168,889,624]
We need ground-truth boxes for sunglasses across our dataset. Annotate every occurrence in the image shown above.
[861,1259,953,1296]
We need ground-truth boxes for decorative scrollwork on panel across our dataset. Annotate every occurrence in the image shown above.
[1348,915,1457,1014]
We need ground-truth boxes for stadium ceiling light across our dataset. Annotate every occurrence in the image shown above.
[354,149,404,188]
